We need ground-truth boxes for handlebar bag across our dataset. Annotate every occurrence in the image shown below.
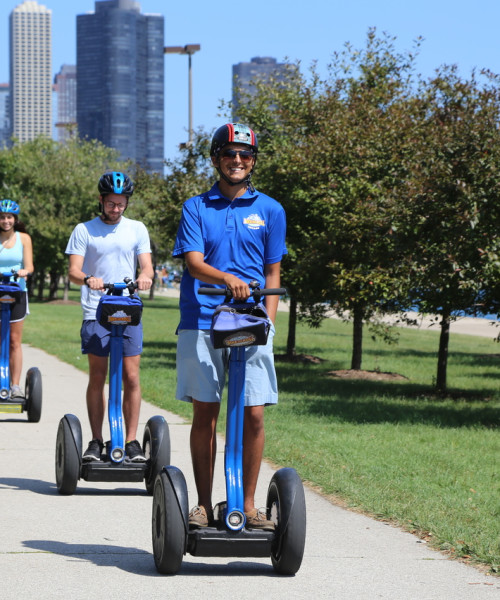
[0,282,22,306]
[96,294,143,327]
[210,302,270,349]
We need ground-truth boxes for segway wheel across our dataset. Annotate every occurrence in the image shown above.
[55,416,81,495]
[25,367,42,423]
[267,467,306,575]
[152,467,187,574]
[143,415,171,495]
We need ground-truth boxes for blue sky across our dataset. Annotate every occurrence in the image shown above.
[1,0,500,161]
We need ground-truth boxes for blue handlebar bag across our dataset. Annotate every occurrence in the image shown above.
[210,302,270,349]
[0,282,22,306]
[96,294,143,327]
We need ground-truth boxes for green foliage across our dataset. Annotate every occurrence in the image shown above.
[129,131,213,265]
[234,28,500,388]
[0,135,122,296]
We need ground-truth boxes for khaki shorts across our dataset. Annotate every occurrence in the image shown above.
[176,325,278,407]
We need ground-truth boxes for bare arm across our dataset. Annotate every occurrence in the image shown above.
[136,252,154,291]
[19,232,34,278]
[68,254,89,286]
[184,251,251,301]
[263,261,281,323]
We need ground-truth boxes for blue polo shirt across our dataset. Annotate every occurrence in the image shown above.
[173,183,287,329]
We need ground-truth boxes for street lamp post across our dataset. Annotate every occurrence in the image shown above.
[164,44,201,146]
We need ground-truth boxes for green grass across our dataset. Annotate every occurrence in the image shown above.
[24,291,500,572]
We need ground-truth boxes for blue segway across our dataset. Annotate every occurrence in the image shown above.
[0,270,42,422]
[55,278,170,495]
[152,284,306,575]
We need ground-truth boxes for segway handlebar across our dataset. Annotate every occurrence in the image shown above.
[0,269,20,282]
[198,284,286,302]
[103,277,138,295]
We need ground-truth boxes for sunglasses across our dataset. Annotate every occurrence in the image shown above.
[220,149,255,162]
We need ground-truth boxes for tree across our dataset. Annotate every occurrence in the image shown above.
[0,136,122,299]
[129,131,214,297]
[395,66,500,391]
[237,30,420,366]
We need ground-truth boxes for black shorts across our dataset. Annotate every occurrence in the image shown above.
[0,291,28,323]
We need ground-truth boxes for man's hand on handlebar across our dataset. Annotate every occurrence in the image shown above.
[135,273,153,291]
[222,274,250,301]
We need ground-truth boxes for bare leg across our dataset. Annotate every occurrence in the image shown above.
[86,354,108,441]
[190,399,220,511]
[9,320,24,386]
[122,354,142,441]
[242,405,265,513]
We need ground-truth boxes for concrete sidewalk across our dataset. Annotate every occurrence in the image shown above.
[0,344,497,599]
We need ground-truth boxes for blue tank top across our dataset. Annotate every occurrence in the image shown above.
[0,232,26,291]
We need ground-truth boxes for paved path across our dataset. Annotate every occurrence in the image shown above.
[0,345,498,599]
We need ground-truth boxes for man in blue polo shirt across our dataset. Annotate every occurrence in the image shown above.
[173,123,287,530]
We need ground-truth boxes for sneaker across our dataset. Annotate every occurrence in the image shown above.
[125,440,147,462]
[189,505,213,528]
[83,439,104,462]
[10,385,23,398]
[245,508,275,531]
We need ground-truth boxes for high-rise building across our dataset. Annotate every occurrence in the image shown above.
[232,57,295,119]
[0,84,10,147]
[9,1,52,143]
[77,0,164,172]
[54,65,77,144]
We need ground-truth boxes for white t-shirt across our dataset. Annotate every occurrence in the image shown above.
[66,215,151,320]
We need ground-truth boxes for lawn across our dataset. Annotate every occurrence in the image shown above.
[23,291,500,573]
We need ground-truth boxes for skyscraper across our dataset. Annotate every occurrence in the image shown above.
[0,84,10,147]
[54,65,77,144]
[232,57,296,119]
[9,1,52,143]
[77,0,164,172]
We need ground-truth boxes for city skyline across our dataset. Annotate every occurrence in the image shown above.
[77,0,164,172]
[53,64,75,144]
[1,1,500,160]
[9,0,52,143]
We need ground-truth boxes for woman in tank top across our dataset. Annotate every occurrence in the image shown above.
[0,200,34,397]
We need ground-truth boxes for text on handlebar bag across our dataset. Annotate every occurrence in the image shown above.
[210,302,270,349]
[96,295,143,327]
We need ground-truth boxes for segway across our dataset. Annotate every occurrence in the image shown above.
[55,278,170,495]
[0,270,42,422]
[152,283,306,575]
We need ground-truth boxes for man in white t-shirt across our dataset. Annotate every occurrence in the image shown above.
[66,171,154,462]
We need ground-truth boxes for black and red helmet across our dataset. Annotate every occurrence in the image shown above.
[210,123,258,156]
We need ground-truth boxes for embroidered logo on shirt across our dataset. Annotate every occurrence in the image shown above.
[243,213,265,230]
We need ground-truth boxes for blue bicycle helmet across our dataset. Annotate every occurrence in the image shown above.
[0,199,20,215]
[98,171,134,197]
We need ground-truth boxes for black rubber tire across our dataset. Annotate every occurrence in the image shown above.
[152,469,187,574]
[143,416,171,495]
[267,468,307,575]
[55,416,81,495]
[25,367,42,423]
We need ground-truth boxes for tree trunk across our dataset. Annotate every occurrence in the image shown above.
[286,296,297,359]
[351,307,363,370]
[63,275,70,301]
[37,269,45,301]
[436,313,450,393]
[48,272,59,301]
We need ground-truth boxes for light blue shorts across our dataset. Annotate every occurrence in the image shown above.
[176,325,278,407]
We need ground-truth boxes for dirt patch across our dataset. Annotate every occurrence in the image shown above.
[327,369,408,381]
[275,353,325,364]
[46,299,80,305]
